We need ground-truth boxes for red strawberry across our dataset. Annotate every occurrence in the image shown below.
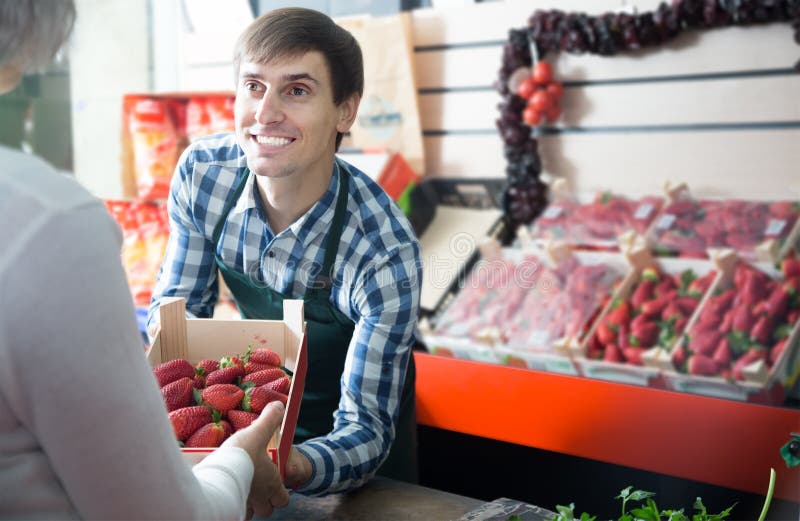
[193,374,205,389]
[219,355,245,370]
[220,420,233,440]
[265,376,291,394]
[201,384,244,413]
[195,359,220,377]
[764,286,790,319]
[630,313,650,331]
[185,422,226,448]
[631,280,656,308]
[603,343,624,363]
[712,338,732,368]
[690,330,721,357]
[784,276,800,295]
[688,271,716,297]
[770,339,788,365]
[161,377,194,412]
[732,348,766,380]
[731,305,754,334]
[688,354,719,376]
[741,274,767,306]
[713,289,737,310]
[674,317,688,334]
[675,297,699,315]
[249,348,282,367]
[750,316,772,346]
[587,335,603,359]
[596,322,617,346]
[618,324,631,349]
[244,362,275,375]
[782,257,800,278]
[228,410,259,431]
[654,278,677,298]
[605,301,630,326]
[242,368,286,387]
[153,359,195,388]
[630,321,659,348]
[622,347,643,366]
[661,301,683,322]
[696,308,722,330]
[671,345,688,370]
[205,366,245,386]
[169,406,212,441]
[734,263,751,288]
[242,385,287,413]
[641,295,670,318]
[769,201,796,219]
[718,311,734,334]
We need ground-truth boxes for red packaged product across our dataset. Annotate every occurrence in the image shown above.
[129,98,178,200]
[207,96,236,135]
[186,97,211,142]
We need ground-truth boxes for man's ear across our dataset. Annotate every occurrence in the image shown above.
[336,94,360,134]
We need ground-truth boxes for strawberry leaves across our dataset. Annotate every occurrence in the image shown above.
[552,486,739,521]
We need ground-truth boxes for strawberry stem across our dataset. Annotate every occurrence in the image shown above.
[756,468,776,521]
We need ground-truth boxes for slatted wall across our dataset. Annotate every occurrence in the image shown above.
[177,0,800,200]
[410,0,800,200]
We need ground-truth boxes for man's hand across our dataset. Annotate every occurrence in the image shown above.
[223,402,290,519]
[284,446,313,490]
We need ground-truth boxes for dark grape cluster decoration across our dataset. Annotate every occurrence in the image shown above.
[498,0,800,228]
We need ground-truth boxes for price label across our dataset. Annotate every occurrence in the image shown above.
[764,219,787,237]
[542,206,563,219]
[656,214,676,230]
[634,203,654,220]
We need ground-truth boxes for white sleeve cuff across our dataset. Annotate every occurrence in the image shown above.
[192,446,254,520]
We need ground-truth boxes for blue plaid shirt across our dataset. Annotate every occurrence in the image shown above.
[147,133,421,495]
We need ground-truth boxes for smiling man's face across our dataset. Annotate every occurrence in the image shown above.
[234,51,356,181]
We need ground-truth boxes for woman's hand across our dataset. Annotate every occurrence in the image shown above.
[223,402,290,519]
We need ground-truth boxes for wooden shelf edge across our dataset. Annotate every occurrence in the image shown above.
[413,352,800,502]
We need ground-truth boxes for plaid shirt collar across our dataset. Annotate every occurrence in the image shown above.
[229,160,341,248]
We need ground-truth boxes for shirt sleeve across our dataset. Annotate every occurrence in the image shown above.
[0,201,252,520]
[294,239,422,495]
[148,146,220,338]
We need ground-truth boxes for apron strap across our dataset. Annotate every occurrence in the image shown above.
[310,161,350,294]
[211,169,251,247]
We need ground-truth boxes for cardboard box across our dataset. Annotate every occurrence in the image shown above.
[521,179,666,253]
[645,182,800,263]
[571,249,719,388]
[660,253,800,404]
[422,243,628,377]
[147,297,307,478]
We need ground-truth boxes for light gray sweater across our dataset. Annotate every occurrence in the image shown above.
[0,146,253,520]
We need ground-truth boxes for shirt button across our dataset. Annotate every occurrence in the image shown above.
[268,250,275,258]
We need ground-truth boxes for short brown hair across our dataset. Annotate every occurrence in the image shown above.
[233,8,363,150]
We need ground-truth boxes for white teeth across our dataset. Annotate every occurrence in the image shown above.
[255,135,292,146]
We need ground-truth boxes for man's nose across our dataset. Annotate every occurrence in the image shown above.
[254,90,283,125]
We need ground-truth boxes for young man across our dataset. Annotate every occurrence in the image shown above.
[148,8,422,495]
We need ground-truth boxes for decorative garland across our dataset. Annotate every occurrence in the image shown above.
[498,0,800,227]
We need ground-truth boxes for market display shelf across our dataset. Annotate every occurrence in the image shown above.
[413,351,800,502]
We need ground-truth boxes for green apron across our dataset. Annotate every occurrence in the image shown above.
[211,162,418,483]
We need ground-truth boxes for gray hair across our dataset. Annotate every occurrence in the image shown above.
[0,0,76,71]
